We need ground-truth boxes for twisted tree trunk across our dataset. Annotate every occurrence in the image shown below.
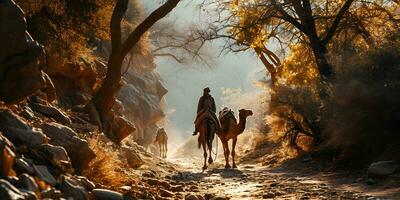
[91,0,181,129]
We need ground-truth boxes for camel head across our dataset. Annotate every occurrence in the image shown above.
[239,109,253,118]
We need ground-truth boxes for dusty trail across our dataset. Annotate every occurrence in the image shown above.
[162,158,385,200]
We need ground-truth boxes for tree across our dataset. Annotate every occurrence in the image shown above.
[200,0,356,83]
[92,0,181,127]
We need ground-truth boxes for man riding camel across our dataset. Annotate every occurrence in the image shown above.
[193,87,221,136]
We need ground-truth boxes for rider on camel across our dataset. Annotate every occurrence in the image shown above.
[193,87,222,136]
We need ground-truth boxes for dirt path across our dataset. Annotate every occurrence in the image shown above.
[157,157,384,200]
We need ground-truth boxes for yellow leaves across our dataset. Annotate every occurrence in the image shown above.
[227,0,271,48]
[277,44,320,87]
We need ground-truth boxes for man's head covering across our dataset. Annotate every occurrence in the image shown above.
[203,87,210,94]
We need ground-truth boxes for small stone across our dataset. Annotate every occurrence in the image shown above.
[170,185,184,192]
[159,188,174,197]
[119,185,131,192]
[33,165,57,186]
[91,189,123,200]
[59,175,87,200]
[185,194,199,200]
[75,176,96,191]
[263,192,275,199]
[19,173,39,193]
[0,179,25,199]
[41,188,63,199]
[270,182,278,187]
[214,196,229,200]
[20,107,35,119]
[14,158,34,174]
[367,179,377,185]
[204,193,215,199]
[0,143,15,177]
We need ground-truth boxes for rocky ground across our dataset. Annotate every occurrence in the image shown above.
[142,157,390,200]
[1,99,398,200]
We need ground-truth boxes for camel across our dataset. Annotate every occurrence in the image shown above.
[218,108,253,168]
[154,128,168,158]
[197,110,217,171]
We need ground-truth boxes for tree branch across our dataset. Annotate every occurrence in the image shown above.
[270,0,307,34]
[322,0,355,45]
[154,53,184,63]
[121,0,181,57]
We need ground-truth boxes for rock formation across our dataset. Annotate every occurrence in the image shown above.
[0,0,49,103]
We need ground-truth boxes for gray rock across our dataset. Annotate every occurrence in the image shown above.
[41,188,63,199]
[29,103,71,125]
[41,122,95,171]
[32,144,73,173]
[20,107,35,120]
[18,173,39,194]
[75,176,96,191]
[33,165,57,186]
[0,0,46,103]
[0,109,47,147]
[0,179,25,200]
[59,175,88,200]
[14,158,34,175]
[91,188,123,200]
[368,160,399,178]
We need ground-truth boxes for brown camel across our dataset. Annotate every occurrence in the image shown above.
[154,128,168,158]
[197,110,217,171]
[218,108,253,168]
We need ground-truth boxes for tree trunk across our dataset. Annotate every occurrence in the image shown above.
[310,41,332,80]
[93,54,124,116]
[90,0,181,127]
[255,48,277,85]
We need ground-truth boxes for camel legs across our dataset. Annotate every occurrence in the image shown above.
[222,140,231,168]
[208,143,213,164]
[163,142,168,158]
[232,137,238,168]
[201,130,208,171]
[158,142,162,157]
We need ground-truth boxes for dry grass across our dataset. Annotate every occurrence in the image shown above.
[83,135,131,189]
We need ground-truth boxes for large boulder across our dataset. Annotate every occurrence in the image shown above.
[32,144,73,173]
[0,0,47,103]
[0,109,47,147]
[112,116,136,143]
[41,122,95,172]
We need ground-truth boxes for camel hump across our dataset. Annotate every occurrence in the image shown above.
[219,107,237,124]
